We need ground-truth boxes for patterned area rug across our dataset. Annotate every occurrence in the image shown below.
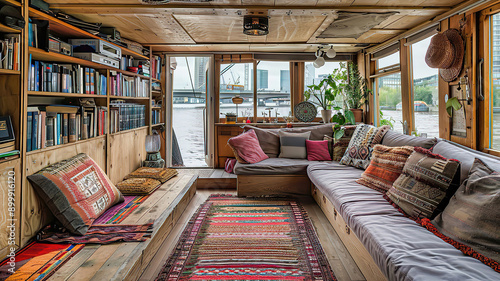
[156,195,336,280]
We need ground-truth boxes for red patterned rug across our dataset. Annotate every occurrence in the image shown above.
[156,195,336,280]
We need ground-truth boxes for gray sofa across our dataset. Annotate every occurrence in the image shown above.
[233,125,500,281]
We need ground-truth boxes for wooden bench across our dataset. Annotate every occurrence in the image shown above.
[47,172,198,281]
[237,174,311,197]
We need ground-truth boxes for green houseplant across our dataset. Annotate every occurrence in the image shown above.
[331,108,356,140]
[344,62,370,122]
[304,73,339,123]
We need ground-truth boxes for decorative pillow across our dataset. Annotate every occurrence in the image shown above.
[332,125,357,161]
[242,125,280,158]
[386,147,461,219]
[357,145,414,193]
[227,129,269,164]
[339,125,390,169]
[431,158,500,266]
[27,153,124,235]
[306,140,332,161]
[116,178,162,195]
[323,135,333,158]
[125,167,178,183]
[278,131,311,159]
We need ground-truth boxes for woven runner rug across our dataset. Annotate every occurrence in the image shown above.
[94,195,149,224]
[156,195,336,280]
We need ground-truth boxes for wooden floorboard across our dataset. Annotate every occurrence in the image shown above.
[139,190,365,281]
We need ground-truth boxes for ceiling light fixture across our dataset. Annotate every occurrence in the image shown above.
[313,45,337,68]
[243,15,269,36]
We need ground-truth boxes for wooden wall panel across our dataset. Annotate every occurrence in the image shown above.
[0,159,21,260]
[108,128,148,184]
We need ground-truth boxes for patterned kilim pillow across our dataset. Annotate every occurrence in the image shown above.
[116,178,162,195]
[332,125,357,161]
[386,147,461,219]
[125,167,178,183]
[278,131,311,159]
[356,145,414,193]
[27,153,124,235]
[339,125,391,169]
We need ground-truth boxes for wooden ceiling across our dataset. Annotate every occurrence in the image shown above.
[46,0,468,53]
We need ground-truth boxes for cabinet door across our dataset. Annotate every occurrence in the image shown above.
[0,159,20,260]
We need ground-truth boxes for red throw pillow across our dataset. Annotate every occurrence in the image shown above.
[306,140,332,161]
[228,130,269,164]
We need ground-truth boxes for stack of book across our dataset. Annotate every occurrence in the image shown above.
[27,103,108,152]
[132,60,150,76]
[109,71,150,97]
[152,109,162,125]
[151,55,161,80]
[0,34,21,71]
[109,101,146,133]
[28,60,107,95]
[120,55,134,71]
[0,116,18,160]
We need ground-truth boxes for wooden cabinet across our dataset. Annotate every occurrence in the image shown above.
[216,126,243,168]
[0,159,21,258]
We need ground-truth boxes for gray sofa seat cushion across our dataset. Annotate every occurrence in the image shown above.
[307,163,500,281]
[234,158,326,175]
[433,140,500,183]
[381,129,437,149]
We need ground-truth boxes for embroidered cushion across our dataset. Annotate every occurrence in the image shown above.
[431,158,500,265]
[227,129,269,164]
[339,125,390,169]
[116,178,162,195]
[332,125,357,161]
[386,147,461,219]
[357,145,414,193]
[278,131,311,159]
[306,140,332,161]
[125,167,178,183]
[27,153,124,235]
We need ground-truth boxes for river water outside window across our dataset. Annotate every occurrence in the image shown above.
[491,13,500,150]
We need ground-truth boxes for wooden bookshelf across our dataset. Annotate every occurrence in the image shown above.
[151,78,161,83]
[26,135,107,156]
[0,23,21,34]
[0,154,20,165]
[152,106,162,110]
[28,8,148,60]
[0,69,20,75]
[27,91,108,98]
[109,95,150,100]
[152,122,165,127]
[0,0,21,7]
[110,125,149,136]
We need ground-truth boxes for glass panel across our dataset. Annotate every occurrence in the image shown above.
[492,13,500,150]
[304,61,343,116]
[172,57,209,167]
[411,37,439,137]
[377,52,400,69]
[378,73,403,133]
[256,61,291,119]
[219,63,254,120]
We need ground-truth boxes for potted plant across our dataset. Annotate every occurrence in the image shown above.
[331,108,356,140]
[304,73,339,123]
[344,62,370,123]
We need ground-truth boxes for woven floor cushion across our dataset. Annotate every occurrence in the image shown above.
[125,167,178,183]
[116,178,162,195]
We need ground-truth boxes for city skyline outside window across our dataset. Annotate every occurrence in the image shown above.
[219,63,254,118]
[256,61,291,118]
[491,13,500,150]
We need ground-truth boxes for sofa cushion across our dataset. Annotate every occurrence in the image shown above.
[356,145,414,193]
[386,147,461,219]
[306,140,331,161]
[432,140,500,183]
[381,129,437,148]
[432,158,500,264]
[307,162,500,281]
[282,124,334,140]
[340,125,390,169]
[242,125,280,158]
[234,158,314,175]
[278,131,310,159]
[227,129,269,164]
[27,153,124,235]
[332,125,357,161]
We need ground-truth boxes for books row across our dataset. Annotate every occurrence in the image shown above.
[26,104,108,152]
[109,102,146,133]
[0,34,21,71]
[152,109,162,125]
[109,71,150,97]
[151,55,161,80]
[28,60,107,95]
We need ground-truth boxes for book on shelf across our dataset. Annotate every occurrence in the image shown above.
[109,71,149,98]
[109,101,146,133]
[26,101,107,152]
[28,60,107,95]
[1,34,21,71]
[151,55,162,80]
[0,150,20,160]
[152,109,162,125]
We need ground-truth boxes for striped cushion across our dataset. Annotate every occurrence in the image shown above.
[386,147,461,219]
[356,145,414,193]
[278,131,311,159]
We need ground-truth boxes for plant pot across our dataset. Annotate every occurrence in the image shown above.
[350,108,363,123]
[321,110,332,123]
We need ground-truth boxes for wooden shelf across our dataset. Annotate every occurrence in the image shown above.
[151,78,161,83]
[152,106,162,110]
[28,91,107,98]
[0,23,21,34]
[0,0,21,7]
[28,8,148,60]
[26,135,106,156]
[109,96,150,100]
[0,154,20,165]
[112,69,150,80]
[152,123,165,127]
[0,69,20,75]
[110,126,149,136]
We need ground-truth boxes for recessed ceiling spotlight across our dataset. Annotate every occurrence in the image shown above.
[243,15,269,36]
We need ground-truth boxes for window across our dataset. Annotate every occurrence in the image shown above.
[219,63,254,119]
[377,52,399,69]
[256,61,291,119]
[375,51,403,133]
[304,61,343,116]
[490,13,500,150]
[410,37,439,137]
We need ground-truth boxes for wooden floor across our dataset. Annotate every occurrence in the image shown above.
[139,189,366,281]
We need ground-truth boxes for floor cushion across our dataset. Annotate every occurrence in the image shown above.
[125,167,178,183]
[116,178,162,195]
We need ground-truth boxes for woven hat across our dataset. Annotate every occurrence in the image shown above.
[425,29,464,82]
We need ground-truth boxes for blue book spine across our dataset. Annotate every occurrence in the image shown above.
[35,61,40,91]
[56,114,60,145]
[32,113,38,151]
[27,112,33,152]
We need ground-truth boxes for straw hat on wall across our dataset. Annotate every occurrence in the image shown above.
[425,29,464,82]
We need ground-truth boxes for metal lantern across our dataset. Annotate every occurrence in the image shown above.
[145,133,161,153]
